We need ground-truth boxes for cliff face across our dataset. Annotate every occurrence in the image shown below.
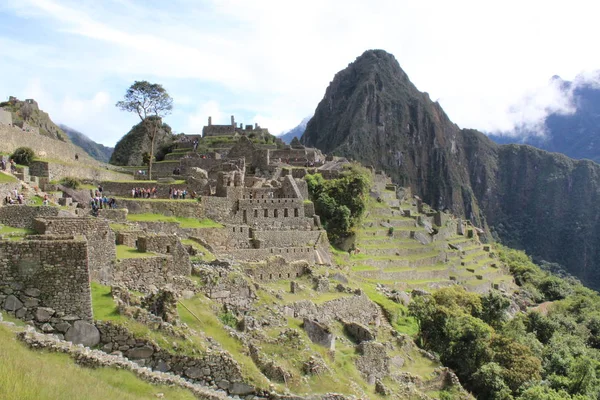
[303,49,600,288]
[110,118,173,166]
[302,50,486,223]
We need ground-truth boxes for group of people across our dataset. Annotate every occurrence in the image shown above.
[90,196,117,214]
[1,159,17,173]
[131,187,157,199]
[169,187,190,199]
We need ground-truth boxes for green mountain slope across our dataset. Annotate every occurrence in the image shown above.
[302,49,600,289]
[59,124,114,163]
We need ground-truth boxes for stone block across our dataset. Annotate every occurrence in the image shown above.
[126,345,154,360]
[65,320,100,347]
[3,295,23,311]
[303,318,335,350]
[35,307,55,322]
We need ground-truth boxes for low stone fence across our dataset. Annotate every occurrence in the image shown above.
[29,160,131,182]
[15,327,230,400]
[96,321,254,396]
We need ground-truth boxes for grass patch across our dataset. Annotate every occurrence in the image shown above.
[0,323,196,400]
[115,245,156,259]
[0,225,34,240]
[178,295,270,389]
[0,171,17,183]
[181,239,216,262]
[126,213,222,228]
[362,284,418,336]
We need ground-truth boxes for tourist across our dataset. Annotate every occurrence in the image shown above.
[75,153,79,161]
[10,159,16,173]
[0,159,5,170]
[131,188,135,198]
[42,194,49,206]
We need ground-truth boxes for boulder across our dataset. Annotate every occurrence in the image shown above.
[189,167,209,180]
[64,320,100,347]
[3,295,23,311]
[126,345,154,359]
[35,307,55,322]
[229,382,254,396]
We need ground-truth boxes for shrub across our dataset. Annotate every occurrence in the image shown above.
[218,312,238,329]
[59,176,81,189]
[388,226,395,236]
[11,147,35,166]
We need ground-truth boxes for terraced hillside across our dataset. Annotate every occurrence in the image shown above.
[339,178,516,295]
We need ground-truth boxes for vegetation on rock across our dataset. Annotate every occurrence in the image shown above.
[10,147,35,166]
[305,164,371,241]
[115,81,174,179]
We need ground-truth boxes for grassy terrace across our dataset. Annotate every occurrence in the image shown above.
[115,245,156,259]
[91,283,207,356]
[0,225,34,240]
[125,213,222,228]
[0,322,195,400]
[181,239,216,262]
[0,171,17,183]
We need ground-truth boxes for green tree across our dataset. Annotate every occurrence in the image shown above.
[472,362,513,400]
[11,147,35,166]
[116,81,173,180]
[481,290,511,329]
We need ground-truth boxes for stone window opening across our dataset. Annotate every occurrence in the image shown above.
[269,274,273,279]
[284,208,288,217]
[232,227,236,232]
[254,209,258,218]
[274,209,278,218]
[294,208,299,217]
[166,245,171,253]
[264,209,268,218]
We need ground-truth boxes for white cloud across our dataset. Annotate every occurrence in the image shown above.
[185,101,224,133]
[3,0,600,146]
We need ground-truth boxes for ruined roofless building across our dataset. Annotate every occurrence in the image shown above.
[202,115,270,138]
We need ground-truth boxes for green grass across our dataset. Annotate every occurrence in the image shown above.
[178,295,270,389]
[181,239,216,262]
[0,171,17,183]
[0,323,196,400]
[115,245,156,259]
[109,223,133,232]
[90,283,206,356]
[0,225,34,240]
[126,213,222,228]
[362,284,419,336]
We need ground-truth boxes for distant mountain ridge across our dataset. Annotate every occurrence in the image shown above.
[279,116,311,144]
[489,75,600,163]
[59,124,114,163]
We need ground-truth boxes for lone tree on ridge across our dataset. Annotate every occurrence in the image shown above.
[116,81,173,180]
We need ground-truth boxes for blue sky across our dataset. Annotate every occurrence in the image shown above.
[1,0,600,146]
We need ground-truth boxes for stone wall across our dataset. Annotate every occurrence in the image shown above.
[28,160,131,182]
[0,109,12,125]
[0,205,62,228]
[0,124,100,165]
[285,294,383,327]
[0,235,92,328]
[96,208,128,222]
[252,230,321,248]
[96,321,253,395]
[244,258,309,282]
[116,230,144,247]
[113,256,182,292]
[137,234,192,276]
[118,198,204,219]
[224,247,316,263]
[33,217,116,280]
[201,196,234,222]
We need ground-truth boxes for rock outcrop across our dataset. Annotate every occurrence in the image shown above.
[302,49,600,289]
